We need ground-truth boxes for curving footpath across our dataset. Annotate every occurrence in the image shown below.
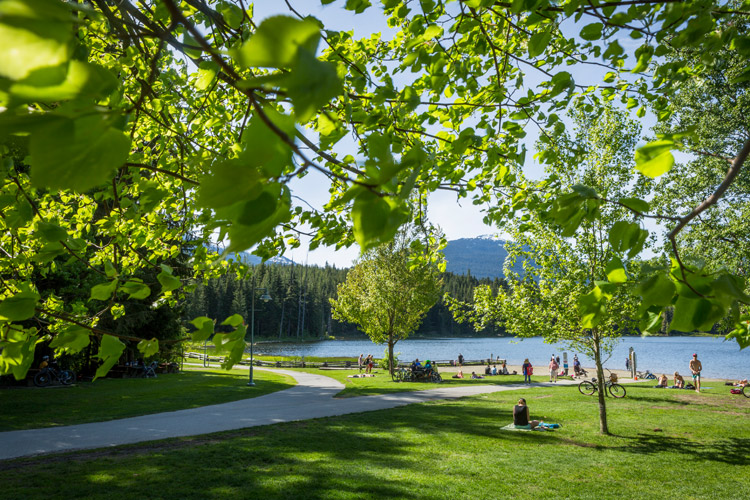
[0,370,582,461]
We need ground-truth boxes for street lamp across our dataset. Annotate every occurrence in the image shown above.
[248,274,271,386]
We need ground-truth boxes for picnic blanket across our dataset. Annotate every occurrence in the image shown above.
[500,423,559,432]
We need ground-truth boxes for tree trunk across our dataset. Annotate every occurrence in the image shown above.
[593,329,609,435]
[388,332,395,375]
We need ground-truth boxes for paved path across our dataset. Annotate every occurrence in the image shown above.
[0,370,581,461]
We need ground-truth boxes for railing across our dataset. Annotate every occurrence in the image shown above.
[184,352,505,369]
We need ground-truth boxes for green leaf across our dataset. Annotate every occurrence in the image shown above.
[423,24,443,41]
[528,31,551,58]
[0,0,73,81]
[0,327,38,380]
[197,160,263,210]
[157,269,181,293]
[119,280,151,300]
[636,274,676,308]
[225,184,293,254]
[232,16,320,68]
[222,314,244,327]
[36,221,68,242]
[0,290,40,322]
[182,33,202,59]
[352,192,390,250]
[580,23,603,41]
[218,2,244,29]
[49,325,90,355]
[190,316,214,342]
[608,221,645,255]
[104,260,117,278]
[238,107,296,177]
[635,140,674,178]
[7,60,118,103]
[345,0,372,14]
[619,197,649,213]
[639,305,663,334]
[671,296,726,333]
[30,114,131,192]
[605,257,628,283]
[280,48,342,123]
[137,337,159,358]
[94,334,126,380]
[578,286,606,329]
[90,280,117,301]
[195,61,218,91]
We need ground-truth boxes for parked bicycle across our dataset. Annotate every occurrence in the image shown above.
[34,358,75,387]
[743,385,750,398]
[578,369,626,398]
[636,370,657,380]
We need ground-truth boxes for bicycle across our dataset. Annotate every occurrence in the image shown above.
[34,360,75,387]
[743,385,750,398]
[578,369,626,398]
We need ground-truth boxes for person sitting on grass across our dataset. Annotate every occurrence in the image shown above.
[656,374,668,388]
[492,365,498,376]
[501,361,509,375]
[471,371,484,379]
[513,398,540,430]
[452,370,464,379]
[673,372,685,389]
[485,364,491,375]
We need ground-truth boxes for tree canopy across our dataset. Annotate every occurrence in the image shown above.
[1,0,749,379]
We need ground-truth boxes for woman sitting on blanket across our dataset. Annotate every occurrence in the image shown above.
[656,374,668,388]
[673,372,685,389]
[452,370,464,379]
[513,398,540,429]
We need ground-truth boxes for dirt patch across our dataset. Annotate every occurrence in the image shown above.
[673,392,750,409]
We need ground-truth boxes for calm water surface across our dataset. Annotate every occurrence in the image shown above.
[256,336,750,379]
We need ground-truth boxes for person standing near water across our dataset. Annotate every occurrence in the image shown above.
[522,359,533,383]
[689,353,702,392]
[358,353,363,372]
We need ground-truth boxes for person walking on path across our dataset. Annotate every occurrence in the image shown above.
[549,357,558,383]
[522,359,533,383]
[458,353,464,367]
[689,353,702,392]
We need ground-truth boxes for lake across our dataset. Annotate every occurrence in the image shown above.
[255,336,750,380]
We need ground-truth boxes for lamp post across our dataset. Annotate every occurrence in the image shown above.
[248,275,271,386]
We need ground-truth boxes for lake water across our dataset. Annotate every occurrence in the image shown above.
[255,336,750,380]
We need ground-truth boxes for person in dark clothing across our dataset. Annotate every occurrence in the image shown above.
[458,353,464,366]
[513,398,540,429]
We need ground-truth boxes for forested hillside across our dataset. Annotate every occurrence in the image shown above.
[183,264,506,339]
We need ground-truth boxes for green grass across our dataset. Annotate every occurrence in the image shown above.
[0,367,295,431]
[299,367,544,397]
[1,383,747,499]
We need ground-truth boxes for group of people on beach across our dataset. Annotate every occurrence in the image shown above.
[654,353,703,392]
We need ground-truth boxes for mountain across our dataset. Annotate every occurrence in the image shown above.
[441,236,526,279]
[208,245,294,266]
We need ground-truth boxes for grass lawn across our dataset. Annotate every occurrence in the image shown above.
[300,367,543,397]
[2,383,747,499]
[0,367,295,431]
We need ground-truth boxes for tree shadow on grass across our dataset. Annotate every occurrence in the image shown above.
[1,394,561,499]
[613,434,750,466]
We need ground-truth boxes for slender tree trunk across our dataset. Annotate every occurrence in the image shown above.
[593,328,609,435]
[278,300,285,339]
[388,332,395,375]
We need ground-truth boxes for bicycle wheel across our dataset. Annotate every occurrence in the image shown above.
[743,385,750,398]
[578,380,596,396]
[608,383,626,398]
[60,370,75,385]
[34,371,50,387]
